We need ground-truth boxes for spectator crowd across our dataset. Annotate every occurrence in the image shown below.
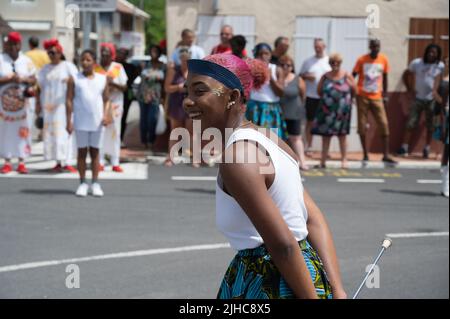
[0,26,448,197]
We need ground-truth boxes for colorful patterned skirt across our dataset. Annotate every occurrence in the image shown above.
[217,240,333,299]
[246,100,287,140]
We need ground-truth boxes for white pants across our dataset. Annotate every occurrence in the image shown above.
[75,129,104,149]
[101,106,122,167]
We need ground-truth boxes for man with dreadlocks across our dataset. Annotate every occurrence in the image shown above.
[398,44,445,159]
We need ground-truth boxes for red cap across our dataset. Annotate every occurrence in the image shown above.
[7,32,22,44]
[43,38,63,53]
[159,39,167,50]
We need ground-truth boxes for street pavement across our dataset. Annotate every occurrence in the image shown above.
[0,159,448,299]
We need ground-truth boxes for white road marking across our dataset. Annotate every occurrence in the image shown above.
[0,163,148,180]
[337,178,385,183]
[0,243,231,274]
[0,142,148,180]
[172,176,217,181]
[385,232,449,239]
[417,180,441,184]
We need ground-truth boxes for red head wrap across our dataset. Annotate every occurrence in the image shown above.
[7,32,22,44]
[43,38,63,53]
[100,43,116,61]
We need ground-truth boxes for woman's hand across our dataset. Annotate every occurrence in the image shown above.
[107,76,114,85]
[102,116,112,126]
[332,288,348,299]
[66,120,73,135]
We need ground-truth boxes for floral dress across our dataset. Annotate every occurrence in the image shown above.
[311,75,352,136]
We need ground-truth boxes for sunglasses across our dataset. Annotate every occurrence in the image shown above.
[280,63,293,68]
[329,61,341,65]
[47,51,57,56]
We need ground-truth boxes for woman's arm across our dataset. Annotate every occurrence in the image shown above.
[0,73,18,85]
[164,63,184,94]
[102,80,111,126]
[66,76,74,134]
[346,73,357,98]
[109,65,128,93]
[298,76,306,103]
[35,86,41,116]
[304,189,347,299]
[221,141,318,299]
[317,74,326,97]
[20,75,37,86]
[270,66,285,98]
[109,79,127,93]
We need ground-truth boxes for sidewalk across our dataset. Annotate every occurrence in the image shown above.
[120,148,443,169]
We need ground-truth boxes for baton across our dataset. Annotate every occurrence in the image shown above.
[352,238,393,299]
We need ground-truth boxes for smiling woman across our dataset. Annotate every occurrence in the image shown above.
[184,54,347,299]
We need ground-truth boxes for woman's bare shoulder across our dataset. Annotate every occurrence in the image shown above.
[252,126,300,163]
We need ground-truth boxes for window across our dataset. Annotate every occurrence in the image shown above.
[294,17,369,74]
[408,18,449,64]
[196,15,256,56]
[10,0,36,4]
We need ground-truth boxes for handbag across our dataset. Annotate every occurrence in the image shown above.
[155,103,167,135]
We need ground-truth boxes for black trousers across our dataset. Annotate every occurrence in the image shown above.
[121,92,133,141]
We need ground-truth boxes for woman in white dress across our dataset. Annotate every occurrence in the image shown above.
[95,43,128,173]
[36,39,77,173]
[0,32,36,175]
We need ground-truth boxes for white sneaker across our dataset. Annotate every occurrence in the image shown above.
[442,166,449,198]
[75,183,89,197]
[91,183,104,197]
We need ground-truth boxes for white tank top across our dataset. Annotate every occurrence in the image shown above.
[249,63,280,103]
[216,128,309,251]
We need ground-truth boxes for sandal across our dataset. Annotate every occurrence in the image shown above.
[164,158,174,167]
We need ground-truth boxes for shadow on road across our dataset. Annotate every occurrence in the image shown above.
[175,188,215,195]
[380,189,442,197]
[20,189,74,195]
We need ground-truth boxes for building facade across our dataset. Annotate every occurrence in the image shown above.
[0,0,76,59]
[0,0,150,62]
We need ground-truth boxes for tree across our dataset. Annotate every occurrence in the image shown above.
[128,0,166,50]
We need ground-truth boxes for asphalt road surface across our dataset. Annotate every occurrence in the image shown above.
[0,164,448,299]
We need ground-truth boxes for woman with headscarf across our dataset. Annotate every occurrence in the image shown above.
[246,43,287,140]
[95,43,128,173]
[184,53,346,299]
[0,32,37,174]
[36,38,78,173]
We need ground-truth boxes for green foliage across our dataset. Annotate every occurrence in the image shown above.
[128,0,166,50]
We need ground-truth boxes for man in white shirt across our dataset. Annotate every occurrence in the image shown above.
[171,29,205,66]
[398,44,444,158]
[299,38,331,152]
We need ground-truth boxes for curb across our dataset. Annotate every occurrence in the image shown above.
[140,155,443,170]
